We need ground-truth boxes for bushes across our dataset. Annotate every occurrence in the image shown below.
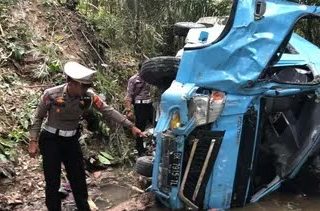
[76,0,234,57]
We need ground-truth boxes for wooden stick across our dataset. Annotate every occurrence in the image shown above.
[0,24,4,37]
[2,105,8,114]
[81,30,106,64]
[127,184,145,193]
[24,84,54,88]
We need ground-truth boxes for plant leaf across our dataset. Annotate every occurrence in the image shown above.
[98,155,111,165]
[100,151,114,160]
[0,153,7,162]
[0,138,14,148]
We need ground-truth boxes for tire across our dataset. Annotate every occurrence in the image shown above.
[174,22,205,37]
[139,56,180,89]
[135,156,153,177]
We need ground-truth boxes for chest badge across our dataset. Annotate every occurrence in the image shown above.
[54,96,65,106]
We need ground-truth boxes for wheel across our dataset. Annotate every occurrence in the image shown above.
[139,56,180,89]
[173,22,205,37]
[135,156,153,177]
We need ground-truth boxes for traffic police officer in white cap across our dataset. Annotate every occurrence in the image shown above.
[28,61,145,211]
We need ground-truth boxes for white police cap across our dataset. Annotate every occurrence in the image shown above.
[64,61,96,84]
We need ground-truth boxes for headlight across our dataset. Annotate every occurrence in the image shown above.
[170,111,181,129]
[189,91,226,126]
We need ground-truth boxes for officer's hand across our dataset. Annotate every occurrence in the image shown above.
[28,139,39,158]
[126,111,135,121]
[131,126,147,138]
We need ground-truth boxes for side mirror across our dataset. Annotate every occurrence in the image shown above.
[173,22,205,37]
[255,0,266,20]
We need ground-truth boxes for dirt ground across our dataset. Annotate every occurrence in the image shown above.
[0,147,156,210]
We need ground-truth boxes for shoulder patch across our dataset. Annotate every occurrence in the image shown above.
[45,85,64,98]
[93,95,104,109]
[42,93,52,106]
[43,84,65,107]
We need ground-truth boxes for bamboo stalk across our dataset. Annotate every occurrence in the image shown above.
[23,84,54,88]
[0,24,4,37]
[80,30,106,64]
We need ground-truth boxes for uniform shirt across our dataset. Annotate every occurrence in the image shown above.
[126,74,151,102]
[30,84,133,139]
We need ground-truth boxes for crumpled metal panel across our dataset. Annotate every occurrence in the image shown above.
[176,0,320,93]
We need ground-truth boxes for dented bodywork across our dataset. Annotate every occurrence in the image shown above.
[177,0,320,92]
[151,0,320,210]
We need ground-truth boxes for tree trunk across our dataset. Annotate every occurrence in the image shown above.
[163,0,175,55]
[134,0,141,53]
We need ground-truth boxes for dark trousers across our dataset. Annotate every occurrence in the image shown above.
[134,103,154,156]
[39,130,90,211]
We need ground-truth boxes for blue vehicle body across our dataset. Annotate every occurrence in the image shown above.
[150,0,320,210]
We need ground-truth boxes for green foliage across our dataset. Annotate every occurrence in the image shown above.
[294,18,320,48]
[41,0,59,7]
[0,22,30,63]
[31,43,63,80]
[7,43,26,62]
[0,153,7,162]
[16,94,40,131]
[4,92,40,148]
[0,0,17,13]
[48,59,62,73]
[97,151,114,165]
[0,0,63,80]
[98,154,111,165]
[86,10,125,48]
[0,84,39,161]
[0,137,16,162]
[94,71,122,103]
[1,72,18,85]
[100,151,114,160]
[77,0,233,56]
[8,129,28,143]
[0,138,14,148]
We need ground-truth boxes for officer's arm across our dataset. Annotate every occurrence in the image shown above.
[124,77,135,112]
[29,91,50,140]
[92,93,134,128]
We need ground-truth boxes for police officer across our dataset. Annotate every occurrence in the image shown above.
[124,63,154,156]
[28,61,145,211]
